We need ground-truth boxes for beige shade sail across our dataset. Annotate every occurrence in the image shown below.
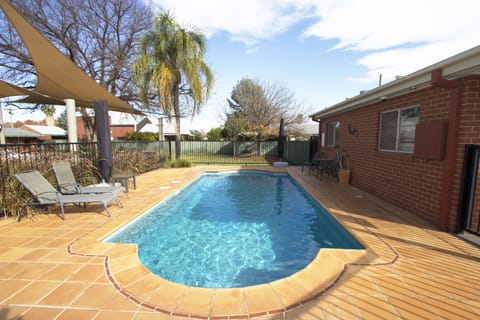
[0,0,143,114]
[0,79,64,104]
[0,79,30,98]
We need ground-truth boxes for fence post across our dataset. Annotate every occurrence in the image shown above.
[168,140,173,161]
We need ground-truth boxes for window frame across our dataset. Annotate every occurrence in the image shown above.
[378,105,419,153]
[327,121,340,147]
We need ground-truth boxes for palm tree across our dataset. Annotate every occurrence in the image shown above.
[132,11,214,159]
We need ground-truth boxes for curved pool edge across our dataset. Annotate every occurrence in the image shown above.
[70,235,371,318]
[67,166,394,319]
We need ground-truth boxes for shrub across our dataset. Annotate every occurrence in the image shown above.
[165,159,192,168]
[126,132,158,141]
[0,159,57,218]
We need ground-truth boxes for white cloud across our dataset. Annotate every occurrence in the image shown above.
[304,0,480,83]
[304,0,477,50]
[348,40,477,84]
[151,0,479,84]
[150,0,314,47]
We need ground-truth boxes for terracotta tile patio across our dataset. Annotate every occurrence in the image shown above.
[0,165,479,319]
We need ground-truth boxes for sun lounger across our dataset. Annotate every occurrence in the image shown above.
[15,170,122,220]
[52,160,127,198]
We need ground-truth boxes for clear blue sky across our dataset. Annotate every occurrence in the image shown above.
[6,0,479,132]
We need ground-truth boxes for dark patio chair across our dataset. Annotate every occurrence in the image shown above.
[302,152,325,174]
[315,155,340,180]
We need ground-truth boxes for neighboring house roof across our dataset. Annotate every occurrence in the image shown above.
[286,123,318,136]
[311,45,480,120]
[112,115,193,136]
[141,120,193,136]
[22,125,67,136]
[4,127,41,138]
[239,131,259,136]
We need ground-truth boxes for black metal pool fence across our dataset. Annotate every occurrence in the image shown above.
[0,140,313,216]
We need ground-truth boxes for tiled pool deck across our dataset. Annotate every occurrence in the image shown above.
[0,165,479,320]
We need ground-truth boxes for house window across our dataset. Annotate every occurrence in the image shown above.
[379,106,419,153]
[327,122,340,147]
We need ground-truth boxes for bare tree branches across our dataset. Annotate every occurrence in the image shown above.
[224,77,308,139]
[0,0,153,103]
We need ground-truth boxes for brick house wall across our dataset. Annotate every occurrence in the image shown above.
[5,137,39,144]
[111,125,134,140]
[76,116,135,141]
[76,116,98,141]
[318,76,480,231]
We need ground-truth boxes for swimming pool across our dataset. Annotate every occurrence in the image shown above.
[105,170,363,288]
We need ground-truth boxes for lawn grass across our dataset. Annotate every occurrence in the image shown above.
[181,152,274,165]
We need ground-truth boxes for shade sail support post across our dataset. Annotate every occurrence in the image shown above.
[65,99,78,144]
[95,100,113,182]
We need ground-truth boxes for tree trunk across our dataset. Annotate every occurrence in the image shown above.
[80,108,96,142]
[173,88,181,159]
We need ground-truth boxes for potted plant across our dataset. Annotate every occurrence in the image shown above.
[337,149,351,184]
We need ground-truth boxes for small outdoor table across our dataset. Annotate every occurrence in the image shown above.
[111,173,137,193]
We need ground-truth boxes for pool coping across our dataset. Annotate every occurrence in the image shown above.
[67,167,397,319]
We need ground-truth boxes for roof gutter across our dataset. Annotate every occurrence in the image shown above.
[431,69,462,231]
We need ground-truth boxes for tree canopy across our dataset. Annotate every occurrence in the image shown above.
[207,127,224,141]
[132,11,214,158]
[223,78,307,140]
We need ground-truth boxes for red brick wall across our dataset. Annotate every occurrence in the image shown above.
[318,76,480,231]
[111,125,134,140]
[76,116,95,140]
[75,116,134,141]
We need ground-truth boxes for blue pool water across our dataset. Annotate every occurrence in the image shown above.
[105,171,363,288]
